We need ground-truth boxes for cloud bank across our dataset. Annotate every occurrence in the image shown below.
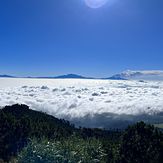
[0,78,163,128]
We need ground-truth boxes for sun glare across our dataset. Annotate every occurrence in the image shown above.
[84,0,108,8]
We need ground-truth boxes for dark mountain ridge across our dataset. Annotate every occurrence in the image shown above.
[0,74,15,78]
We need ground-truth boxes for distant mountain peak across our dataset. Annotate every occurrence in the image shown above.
[110,70,163,81]
[0,74,15,78]
[54,74,93,79]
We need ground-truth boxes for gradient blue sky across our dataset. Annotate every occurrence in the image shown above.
[0,0,163,77]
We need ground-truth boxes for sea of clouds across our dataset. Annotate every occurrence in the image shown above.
[0,78,163,128]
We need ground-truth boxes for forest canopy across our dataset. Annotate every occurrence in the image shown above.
[0,104,162,163]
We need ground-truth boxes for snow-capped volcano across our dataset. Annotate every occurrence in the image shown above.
[110,70,163,81]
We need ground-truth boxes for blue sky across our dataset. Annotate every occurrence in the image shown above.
[0,0,163,77]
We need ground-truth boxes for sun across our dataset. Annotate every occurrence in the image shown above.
[84,0,108,8]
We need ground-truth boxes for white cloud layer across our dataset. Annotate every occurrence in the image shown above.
[0,78,163,128]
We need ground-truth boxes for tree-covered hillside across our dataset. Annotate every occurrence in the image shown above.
[0,104,163,163]
[0,104,75,161]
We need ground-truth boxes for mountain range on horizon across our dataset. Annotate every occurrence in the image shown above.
[1,70,163,81]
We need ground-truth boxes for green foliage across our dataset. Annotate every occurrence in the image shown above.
[0,104,163,163]
[0,104,75,161]
[18,137,106,163]
[0,104,121,162]
[118,121,163,163]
